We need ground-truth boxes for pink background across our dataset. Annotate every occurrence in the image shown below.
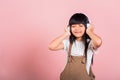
[0,0,120,80]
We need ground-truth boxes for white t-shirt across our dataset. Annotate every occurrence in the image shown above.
[62,39,97,74]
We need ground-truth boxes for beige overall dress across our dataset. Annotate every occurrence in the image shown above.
[60,43,95,80]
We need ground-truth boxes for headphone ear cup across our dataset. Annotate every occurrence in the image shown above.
[67,27,70,31]
[87,23,90,28]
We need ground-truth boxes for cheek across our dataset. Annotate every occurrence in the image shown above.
[82,27,86,32]
[71,28,74,32]
[83,29,86,32]
[71,28,75,33]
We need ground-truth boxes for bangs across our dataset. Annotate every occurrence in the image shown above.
[69,18,86,26]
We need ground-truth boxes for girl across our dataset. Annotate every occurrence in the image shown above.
[48,13,102,80]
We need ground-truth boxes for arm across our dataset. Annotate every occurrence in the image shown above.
[86,24,102,49]
[48,27,70,51]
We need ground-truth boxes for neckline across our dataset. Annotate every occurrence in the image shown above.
[75,40,84,43]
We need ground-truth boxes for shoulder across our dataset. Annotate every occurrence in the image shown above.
[88,40,98,54]
[62,39,70,51]
[63,39,70,45]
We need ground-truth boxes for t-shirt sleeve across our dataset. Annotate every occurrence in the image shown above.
[88,40,98,54]
[62,39,69,52]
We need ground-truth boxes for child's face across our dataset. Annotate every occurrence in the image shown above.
[71,24,85,38]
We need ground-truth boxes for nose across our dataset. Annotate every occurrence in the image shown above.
[75,25,81,30]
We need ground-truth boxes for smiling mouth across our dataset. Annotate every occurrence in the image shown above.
[75,32,81,33]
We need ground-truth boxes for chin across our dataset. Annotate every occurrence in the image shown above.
[74,35,82,38]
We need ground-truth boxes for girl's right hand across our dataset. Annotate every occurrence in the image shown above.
[64,27,71,37]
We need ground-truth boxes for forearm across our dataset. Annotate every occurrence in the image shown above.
[87,31,102,49]
[49,32,68,49]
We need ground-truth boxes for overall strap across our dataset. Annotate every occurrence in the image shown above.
[67,43,73,63]
[68,43,72,57]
